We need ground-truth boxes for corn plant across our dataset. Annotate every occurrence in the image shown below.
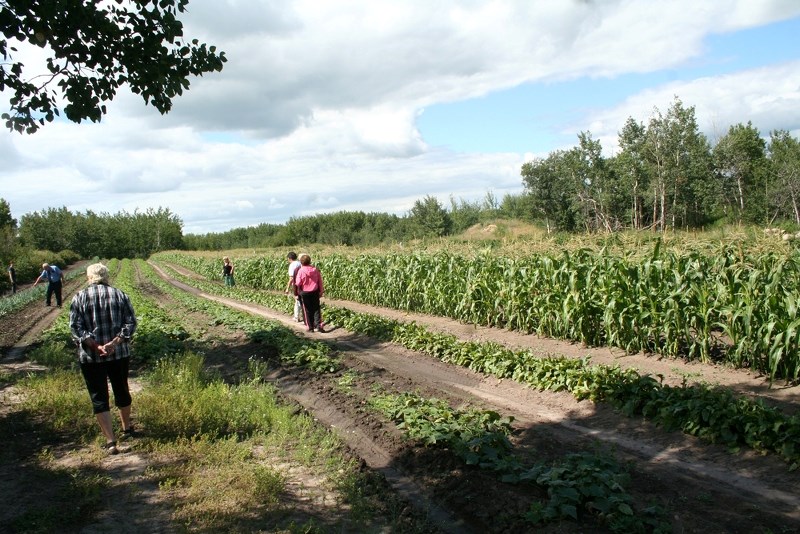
[153,245,800,381]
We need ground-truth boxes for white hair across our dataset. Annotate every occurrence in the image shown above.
[86,263,109,284]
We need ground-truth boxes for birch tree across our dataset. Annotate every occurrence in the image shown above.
[713,122,767,223]
[768,130,800,224]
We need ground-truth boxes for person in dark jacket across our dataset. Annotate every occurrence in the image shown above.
[6,261,16,294]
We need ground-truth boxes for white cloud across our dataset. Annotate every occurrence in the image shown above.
[582,60,800,153]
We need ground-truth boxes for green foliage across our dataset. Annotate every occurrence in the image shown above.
[521,148,583,232]
[18,206,183,259]
[183,211,407,249]
[0,283,47,316]
[713,121,769,224]
[371,391,515,468]
[322,306,800,469]
[113,259,188,363]
[372,390,669,532]
[521,452,669,533]
[19,369,96,440]
[1,0,226,133]
[170,245,800,381]
[409,195,451,238]
[769,129,800,224]
[0,198,17,268]
[27,342,75,369]
[139,352,285,440]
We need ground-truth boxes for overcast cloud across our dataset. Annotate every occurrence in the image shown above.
[2,0,800,234]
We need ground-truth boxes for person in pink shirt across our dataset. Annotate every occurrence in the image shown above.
[294,253,325,333]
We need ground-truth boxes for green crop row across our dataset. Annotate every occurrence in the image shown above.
[153,246,800,381]
[139,261,338,373]
[371,391,669,533]
[322,306,800,470]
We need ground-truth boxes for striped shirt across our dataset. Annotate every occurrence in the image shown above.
[69,283,137,364]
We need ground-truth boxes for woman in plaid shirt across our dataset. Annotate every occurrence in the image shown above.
[69,263,138,455]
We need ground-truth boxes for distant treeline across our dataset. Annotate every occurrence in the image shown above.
[1,203,182,260]
[19,206,183,258]
[182,193,523,250]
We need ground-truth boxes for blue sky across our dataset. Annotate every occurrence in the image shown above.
[417,15,800,154]
[2,1,800,235]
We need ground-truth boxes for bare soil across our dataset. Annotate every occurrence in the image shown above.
[1,261,799,533]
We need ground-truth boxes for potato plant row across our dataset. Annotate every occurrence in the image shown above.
[152,247,800,381]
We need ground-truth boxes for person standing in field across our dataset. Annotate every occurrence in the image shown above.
[284,251,304,323]
[294,253,325,333]
[69,263,138,455]
[6,261,16,294]
[222,256,235,287]
[32,262,63,307]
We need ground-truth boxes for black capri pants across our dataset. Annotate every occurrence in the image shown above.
[79,357,132,414]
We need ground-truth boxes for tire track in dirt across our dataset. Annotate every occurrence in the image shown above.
[150,261,800,531]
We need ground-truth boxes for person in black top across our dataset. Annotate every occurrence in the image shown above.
[6,261,16,294]
[222,256,235,287]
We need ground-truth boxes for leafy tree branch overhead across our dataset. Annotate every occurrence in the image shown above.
[0,0,226,134]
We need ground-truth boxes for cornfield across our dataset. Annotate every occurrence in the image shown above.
[153,243,800,381]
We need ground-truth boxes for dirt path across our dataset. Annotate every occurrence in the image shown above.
[150,262,800,533]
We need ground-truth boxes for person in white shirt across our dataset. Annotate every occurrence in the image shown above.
[284,251,304,322]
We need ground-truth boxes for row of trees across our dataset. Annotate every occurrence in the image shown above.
[1,193,497,268]
[182,193,518,250]
[1,199,186,292]
[522,97,800,232]
[1,203,183,260]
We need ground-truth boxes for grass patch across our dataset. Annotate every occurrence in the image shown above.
[26,342,76,369]
[145,435,286,530]
[19,368,95,442]
[135,351,429,532]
